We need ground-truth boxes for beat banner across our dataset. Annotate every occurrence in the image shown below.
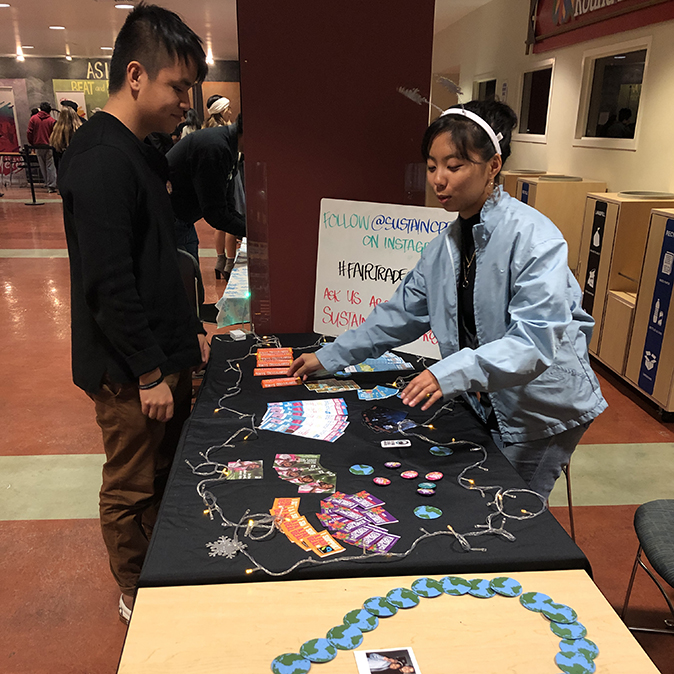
[313,198,457,359]
[638,218,674,395]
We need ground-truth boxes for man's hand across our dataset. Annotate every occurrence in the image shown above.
[197,334,210,370]
[287,353,323,381]
[139,368,174,422]
[401,370,442,411]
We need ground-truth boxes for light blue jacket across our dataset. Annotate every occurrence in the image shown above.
[317,188,607,443]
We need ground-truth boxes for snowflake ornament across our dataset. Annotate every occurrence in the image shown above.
[206,535,247,559]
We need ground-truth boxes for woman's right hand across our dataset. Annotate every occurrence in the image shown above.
[287,353,323,380]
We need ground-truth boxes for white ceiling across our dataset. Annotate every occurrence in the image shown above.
[0,0,491,61]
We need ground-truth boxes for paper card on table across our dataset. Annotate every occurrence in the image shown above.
[261,377,302,388]
[354,647,421,674]
[354,491,385,508]
[305,531,345,558]
[253,367,291,376]
[368,532,400,553]
[224,460,263,480]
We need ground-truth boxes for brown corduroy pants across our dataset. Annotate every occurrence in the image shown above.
[88,370,192,596]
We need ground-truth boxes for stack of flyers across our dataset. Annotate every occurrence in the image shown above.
[357,385,399,401]
[305,379,360,394]
[337,352,414,374]
[270,497,345,558]
[260,399,349,443]
[256,347,294,369]
[273,454,337,494]
[315,491,401,553]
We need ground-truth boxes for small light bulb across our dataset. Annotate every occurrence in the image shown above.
[203,509,210,515]
[428,424,435,430]
[467,479,475,484]
[245,568,255,574]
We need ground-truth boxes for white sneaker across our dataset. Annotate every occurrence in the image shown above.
[118,594,132,625]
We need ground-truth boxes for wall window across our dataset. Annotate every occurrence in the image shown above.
[584,49,646,139]
[474,78,496,101]
[519,66,552,135]
[574,37,650,151]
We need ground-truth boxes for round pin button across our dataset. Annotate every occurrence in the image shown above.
[349,464,374,475]
[270,653,312,674]
[384,461,402,469]
[417,488,435,496]
[299,638,337,663]
[430,445,453,456]
[425,471,443,481]
[372,477,391,486]
[413,505,442,520]
[400,470,418,479]
[418,482,436,489]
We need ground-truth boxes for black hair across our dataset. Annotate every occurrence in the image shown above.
[421,99,518,180]
[109,2,207,94]
[618,107,632,122]
[39,102,52,113]
[206,94,223,108]
[31,107,39,116]
[234,113,243,136]
[184,108,200,128]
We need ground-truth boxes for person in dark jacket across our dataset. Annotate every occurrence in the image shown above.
[27,102,57,191]
[58,2,208,624]
[166,114,244,268]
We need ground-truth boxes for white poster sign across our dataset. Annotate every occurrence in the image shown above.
[314,198,457,359]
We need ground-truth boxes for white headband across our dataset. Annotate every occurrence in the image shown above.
[208,97,230,116]
[440,107,503,156]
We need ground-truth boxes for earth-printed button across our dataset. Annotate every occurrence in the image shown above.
[555,650,596,674]
[325,623,364,650]
[411,577,444,598]
[386,587,421,609]
[414,505,442,519]
[519,591,552,612]
[270,653,312,674]
[468,578,496,598]
[363,596,398,617]
[343,608,379,632]
[559,638,599,661]
[440,576,472,595]
[429,446,453,456]
[489,577,522,597]
[541,601,578,624]
[299,638,337,663]
[550,621,588,640]
[349,464,374,475]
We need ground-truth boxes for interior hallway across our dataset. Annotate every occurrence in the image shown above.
[1,184,673,673]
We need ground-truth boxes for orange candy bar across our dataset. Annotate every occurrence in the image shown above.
[261,377,302,388]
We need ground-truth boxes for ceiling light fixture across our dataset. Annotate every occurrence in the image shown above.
[65,55,72,61]
[100,46,113,50]
[206,47,214,66]
[22,45,34,49]
[115,4,135,8]
[0,3,11,7]
[49,25,66,30]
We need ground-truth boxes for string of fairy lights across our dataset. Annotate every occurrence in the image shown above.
[187,332,548,576]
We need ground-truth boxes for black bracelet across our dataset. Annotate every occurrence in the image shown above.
[138,374,164,390]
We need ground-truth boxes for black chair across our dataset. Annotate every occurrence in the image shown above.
[621,499,674,635]
[176,248,204,318]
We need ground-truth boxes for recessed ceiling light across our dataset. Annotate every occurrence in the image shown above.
[115,4,135,8]
[0,4,11,8]
[22,45,34,49]
[100,46,113,50]
[49,25,66,30]
[65,55,72,61]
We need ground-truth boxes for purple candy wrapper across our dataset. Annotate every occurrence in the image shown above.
[354,490,385,508]
[369,532,400,553]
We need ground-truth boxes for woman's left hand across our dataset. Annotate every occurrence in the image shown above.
[401,370,443,410]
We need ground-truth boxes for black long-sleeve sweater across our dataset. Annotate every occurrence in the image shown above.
[59,111,203,394]
[166,125,245,237]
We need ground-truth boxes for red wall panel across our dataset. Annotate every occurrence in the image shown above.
[237,1,435,333]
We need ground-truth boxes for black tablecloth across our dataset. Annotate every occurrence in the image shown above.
[139,334,589,587]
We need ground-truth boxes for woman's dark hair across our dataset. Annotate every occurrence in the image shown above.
[206,94,223,108]
[421,99,518,179]
[109,2,207,94]
[184,108,200,129]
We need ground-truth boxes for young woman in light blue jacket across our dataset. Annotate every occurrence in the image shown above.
[288,100,607,498]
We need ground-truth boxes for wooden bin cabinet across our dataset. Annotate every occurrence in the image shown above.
[626,208,674,413]
[577,193,674,356]
[516,176,607,275]
[598,290,636,374]
[500,170,546,198]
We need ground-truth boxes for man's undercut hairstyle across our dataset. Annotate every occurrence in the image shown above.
[109,2,207,94]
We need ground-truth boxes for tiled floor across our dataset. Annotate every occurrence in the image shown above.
[2,184,673,673]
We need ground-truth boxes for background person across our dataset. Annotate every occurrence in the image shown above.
[59,2,209,624]
[27,101,57,192]
[288,99,606,499]
[49,105,83,171]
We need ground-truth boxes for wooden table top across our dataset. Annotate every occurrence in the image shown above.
[117,569,658,674]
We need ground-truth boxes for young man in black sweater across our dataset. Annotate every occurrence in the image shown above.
[59,3,209,623]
